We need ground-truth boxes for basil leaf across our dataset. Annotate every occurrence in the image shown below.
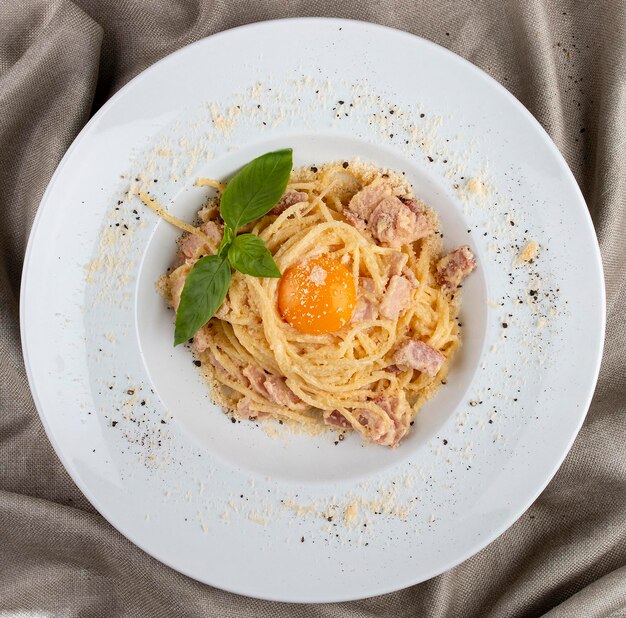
[220,149,292,231]
[217,226,234,257]
[228,234,281,278]
[174,255,231,346]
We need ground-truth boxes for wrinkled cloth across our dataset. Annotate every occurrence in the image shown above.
[1,1,625,616]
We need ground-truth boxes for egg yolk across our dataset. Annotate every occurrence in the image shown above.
[278,255,356,335]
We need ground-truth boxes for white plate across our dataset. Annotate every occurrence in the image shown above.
[21,18,604,602]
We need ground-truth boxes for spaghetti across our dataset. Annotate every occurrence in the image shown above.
[147,160,475,447]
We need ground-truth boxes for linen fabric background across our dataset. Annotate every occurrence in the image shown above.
[1,1,625,616]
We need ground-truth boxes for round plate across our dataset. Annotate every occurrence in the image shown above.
[21,18,605,602]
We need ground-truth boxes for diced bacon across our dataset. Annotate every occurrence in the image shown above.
[374,395,411,447]
[192,326,211,353]
[179,232,205,259]
[386,364,402,374]
[242,365,269,397]
[388,251,408,277]
[393,339,446,377]
[345,184,434,248]
[351,277,379,323]
[358,276,376,295]
[351,296,378,323]
[402,266,420,288]
[271,190,308,215]
[343,208,367,231]
[199,221,223,252]
[356,408,388,442]
[235,397,255,419]
[368,196,433,247]
[263,375,303,409]
[374,396,396,417]
[343,397,412,447]
[436,246,477,291]
[324,410,351,429]
[179,221,223,259]
[401,197,427,216]
[235,397,267,420]
[242,366,302,409]
[379,275,412,320]
[169,263,190,310]
[346,181,393,221]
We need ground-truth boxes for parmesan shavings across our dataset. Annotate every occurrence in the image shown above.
[518,240,539,263]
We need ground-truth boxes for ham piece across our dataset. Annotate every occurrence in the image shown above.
[179,221,223,258]
[344,183,433,247]
[271,190,308,215]
[242,365,303,409]
[436,246,476,291]
[379,275,412,320]
[392,339,446,377]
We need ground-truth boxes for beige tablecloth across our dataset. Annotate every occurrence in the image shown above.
[1,1,625,616]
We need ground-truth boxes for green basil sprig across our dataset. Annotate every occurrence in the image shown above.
[227,234,281,278]
[174,149,292,346]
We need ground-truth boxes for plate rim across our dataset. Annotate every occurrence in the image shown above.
[20,16,606,602]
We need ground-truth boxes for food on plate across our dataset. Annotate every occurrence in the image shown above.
[140,149,476,447]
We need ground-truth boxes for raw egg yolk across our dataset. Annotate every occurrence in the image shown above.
[278,255,356,335]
